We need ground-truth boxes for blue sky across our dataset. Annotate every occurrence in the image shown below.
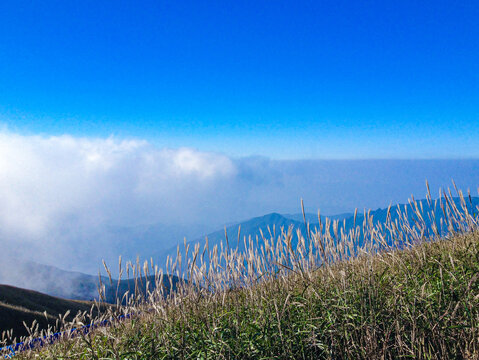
[0,0,478,158]
[0,1,479,275]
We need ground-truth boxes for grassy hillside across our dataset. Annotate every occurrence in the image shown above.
[0,274,182,343]
[11,230,477,359]
[4,191,479,359]
[0,285,108,341]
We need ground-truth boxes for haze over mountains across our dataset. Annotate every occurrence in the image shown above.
[1,136,478,303]
[1,133,479,275]
[2,196,478,302]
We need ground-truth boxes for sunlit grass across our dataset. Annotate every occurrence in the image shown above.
[4,183,479,359]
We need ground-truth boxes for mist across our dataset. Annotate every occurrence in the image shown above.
[0,130,478,278]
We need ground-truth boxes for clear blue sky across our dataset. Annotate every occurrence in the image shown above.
[0,0,478,158]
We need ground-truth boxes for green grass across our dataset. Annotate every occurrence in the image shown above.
[6,189,479,359]
[18,231,478,359]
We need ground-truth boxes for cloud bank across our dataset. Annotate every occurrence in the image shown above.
[0,130,478,274]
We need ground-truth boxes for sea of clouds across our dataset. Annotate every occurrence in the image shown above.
[1,130,478,275]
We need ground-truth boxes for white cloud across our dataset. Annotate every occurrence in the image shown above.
[0,132,237,270]
[0,130,478,275]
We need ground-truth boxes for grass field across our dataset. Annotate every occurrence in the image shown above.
[4,186,479,359]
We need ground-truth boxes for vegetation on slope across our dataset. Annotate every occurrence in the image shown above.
[4,187,479,359]
[0,285,108,341]
[11,231,477,359]
[0,273,183,341]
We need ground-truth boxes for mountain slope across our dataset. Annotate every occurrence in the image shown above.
[0,273,182,339]
[0,284,106,340]
[0,261,182,304]
[156,212,308,270]
[282,212,354,223]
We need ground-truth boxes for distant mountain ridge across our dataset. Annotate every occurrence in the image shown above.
[157,196,479,269]
[282,212,354,223]
[3,196,477,303]
[155,212,307,270]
